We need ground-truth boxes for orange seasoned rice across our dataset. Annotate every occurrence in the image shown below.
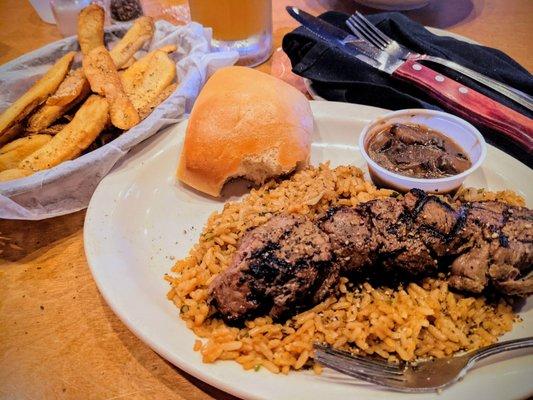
[165,164,519,373]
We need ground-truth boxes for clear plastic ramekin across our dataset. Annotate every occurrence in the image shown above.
[359,109,487,194]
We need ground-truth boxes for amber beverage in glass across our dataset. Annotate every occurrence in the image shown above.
[189,0,272,66]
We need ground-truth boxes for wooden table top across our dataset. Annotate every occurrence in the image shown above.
[0,1,531,399]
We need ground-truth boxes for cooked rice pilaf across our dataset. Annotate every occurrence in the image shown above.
[166,164,523,374]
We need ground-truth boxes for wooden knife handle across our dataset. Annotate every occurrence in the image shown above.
[393,59,533,153]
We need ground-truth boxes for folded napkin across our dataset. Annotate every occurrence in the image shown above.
[282,12,533,164]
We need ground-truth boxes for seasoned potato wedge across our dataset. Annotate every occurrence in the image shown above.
[0,52,75,139]
[78,4,105,56]
[109,16,155,68]
[0,168,33,182]
[118,42,176,71]
[27,104,68,132]
[121,45,176,83]
[156,44,177,54]
[138,83,177,120]
[122,51,176,112]
[83,46,140,130]
[19,95,109,172]
[0,123,23,147]
[39,124,68,135]
[27,81,91,132]
[120,53,152,83]
[46,68,91,107]
[120,57,136,70]
[0,134,52,171]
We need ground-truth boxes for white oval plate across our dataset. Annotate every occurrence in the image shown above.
[85,101,533,400]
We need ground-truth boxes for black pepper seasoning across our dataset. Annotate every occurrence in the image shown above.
[110,0,143,22]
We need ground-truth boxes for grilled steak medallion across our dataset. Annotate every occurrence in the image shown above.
[322,189,532,296]
[209,214,337,325]
[211,190,532,324]
[450,201,533,295]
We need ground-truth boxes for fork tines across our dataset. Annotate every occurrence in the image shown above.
[346,12,391,50]
[314,343,407,386]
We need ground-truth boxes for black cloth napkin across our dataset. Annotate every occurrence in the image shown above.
[282,12,533,165]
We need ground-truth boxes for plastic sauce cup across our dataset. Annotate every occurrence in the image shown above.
[359,109,487,194]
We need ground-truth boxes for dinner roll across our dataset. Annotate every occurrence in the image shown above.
[177,66,313,197]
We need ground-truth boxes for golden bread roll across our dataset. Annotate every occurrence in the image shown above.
[177,66,313,197]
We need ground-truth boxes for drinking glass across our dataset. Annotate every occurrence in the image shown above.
[50,0,92,37]
[189,0,272,67]
[29,0,56,24]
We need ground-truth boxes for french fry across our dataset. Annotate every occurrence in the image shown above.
[117,45,174,71]
[26,82,91,132]
[155,44,177,54]
[0,123,23,146]
[41,3,102,107]
[120,57,136,70]
[120,45,177,83]
[27,104,67,132]
[120,54,152,83]
[39,124,68,135]
[78,4,105,56]
[46,68,91,106]
[0,52,75,139]
[0,168,33,182]
[122,51,176,112]
[0,134,52,171]
[83,46,139,130]
[138,83,177,120]
[109,16,155,68]
[19,95,109,172]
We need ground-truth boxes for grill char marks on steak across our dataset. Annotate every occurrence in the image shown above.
[209,214,337,325]
[210,191,532,324]
[322,189,532,296]
[320,189,457,278]
[404,189,465,257]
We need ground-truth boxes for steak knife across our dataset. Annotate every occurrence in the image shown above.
[286,6,533,154]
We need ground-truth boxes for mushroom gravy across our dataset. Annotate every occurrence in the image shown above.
[367,123,471,179]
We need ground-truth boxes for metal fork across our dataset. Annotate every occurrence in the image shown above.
[315,337,533,392]
[345,12,533,112]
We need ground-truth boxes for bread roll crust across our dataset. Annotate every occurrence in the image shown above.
[177,66,313,196]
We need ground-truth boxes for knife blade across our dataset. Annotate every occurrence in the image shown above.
[286,6,384,65]
[287,6,407,73]
[286,6,533,153]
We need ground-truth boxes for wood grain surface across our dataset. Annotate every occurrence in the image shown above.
[0,1,532,399]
